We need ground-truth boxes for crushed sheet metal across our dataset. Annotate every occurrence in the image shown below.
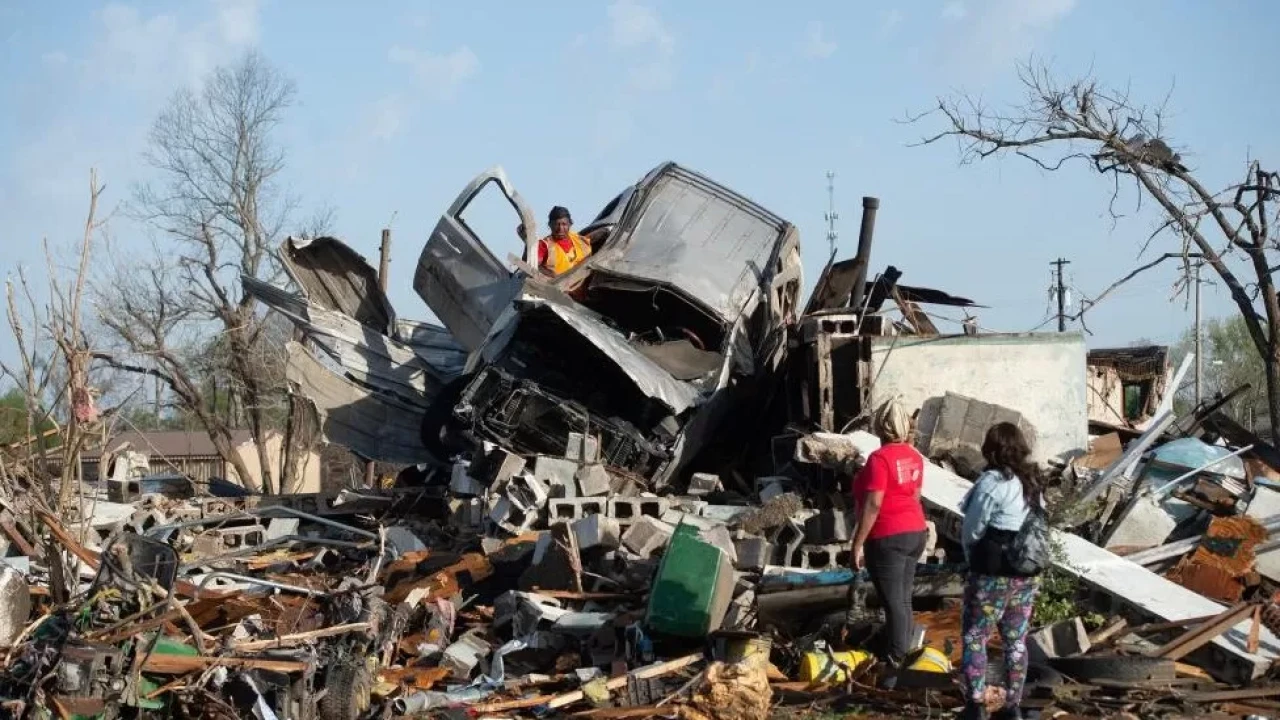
[395,318,470,376]
[285,341,436,464]
[282,235,398,335]
[849,430,1280,682]
[245,277,455,400]
[589,164,788,324]
[517,296,702,415]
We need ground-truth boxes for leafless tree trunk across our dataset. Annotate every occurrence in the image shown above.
[94,51,306,493]
[909,61,1280,445]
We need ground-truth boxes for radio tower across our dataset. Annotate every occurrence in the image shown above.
[824,171,839,258]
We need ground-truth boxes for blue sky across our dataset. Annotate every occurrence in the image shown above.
[3,0,1279,373]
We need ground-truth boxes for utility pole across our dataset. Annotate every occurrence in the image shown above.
[824,171,839,259]
[1051,258,1071,332]
[1194,260,1203,406]
[364,228,392,489]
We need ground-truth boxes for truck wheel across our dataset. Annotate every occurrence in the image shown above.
[318,660,373,720]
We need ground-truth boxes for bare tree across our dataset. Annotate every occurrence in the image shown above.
[1,171,108,600]
[94,51,301,493]
[910,61,1280,445]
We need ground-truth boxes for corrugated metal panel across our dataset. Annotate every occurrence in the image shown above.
[591,165,786,323]
[281,236,397,336]
[285,342,436,465]
[244,277,452,404]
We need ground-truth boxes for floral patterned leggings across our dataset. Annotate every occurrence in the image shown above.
[961,574,1040,706]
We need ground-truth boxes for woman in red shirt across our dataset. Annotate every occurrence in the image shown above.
[851,398,928,686]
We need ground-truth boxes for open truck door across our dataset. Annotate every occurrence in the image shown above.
[414,167,538,351]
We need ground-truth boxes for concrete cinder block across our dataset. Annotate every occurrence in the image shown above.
[265,518,300,541]
[441,630,492,680]
[534,456,580,498]
[548,498,607,522]
[575,464,612,497]
[621,516,675,558]
[449,498,485,530]
[573,514,622,551]
[507,472,551,512]
[566,433,600,463]
[490,497,536,534]
[1028,617,1091,666]
[733,535,773,571]
[672,497,709,514]
[688,473,723,496]
[769,520,806,567]
[608,497,671,525]
[450,460,487,497]
[798,544,850,570]
[804,510,851,544]
[470,446,527,487]
[698,525,738,564]
[700,505,754,525]
[659,509,721,531]
[758,479,788,504]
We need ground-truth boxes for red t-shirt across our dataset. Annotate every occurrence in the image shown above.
[852,442,927,540]
[537,237,576,267]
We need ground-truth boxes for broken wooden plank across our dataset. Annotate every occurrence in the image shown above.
[1153,602,1255,661]
[230,622,371,651]
[1174,662,1214,681]
[546,654,702,710]
[1088,617,1129,646]
[1182,685,1280,703]
[140,654,309,675]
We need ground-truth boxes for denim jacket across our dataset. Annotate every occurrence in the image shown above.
[960,469,1030,563]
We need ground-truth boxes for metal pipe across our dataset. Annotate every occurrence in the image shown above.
[248,506,379,541]
[1148,444,1254,498]
[846,196,879,313]
[195,572,327,597]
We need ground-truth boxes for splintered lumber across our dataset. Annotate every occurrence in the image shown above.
[545,654,702,710]
[1088,617,1129,646]
[140,654,309,675]
[230,622,371,651]
[1152,602,1255,661]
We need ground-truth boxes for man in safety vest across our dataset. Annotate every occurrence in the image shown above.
[532,206,591,276]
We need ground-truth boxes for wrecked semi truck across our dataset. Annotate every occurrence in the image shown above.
[248,162,804,488]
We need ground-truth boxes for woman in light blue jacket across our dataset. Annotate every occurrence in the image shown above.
[957,423,1044,720]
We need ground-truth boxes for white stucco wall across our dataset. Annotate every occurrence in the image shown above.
[867,333,1089,462]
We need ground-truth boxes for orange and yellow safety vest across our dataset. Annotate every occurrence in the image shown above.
[539,232,592,276]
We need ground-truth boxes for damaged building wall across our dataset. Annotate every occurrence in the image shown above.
[867,333,1088,462]
[227,431,321,494]
[1086,346,1170,430]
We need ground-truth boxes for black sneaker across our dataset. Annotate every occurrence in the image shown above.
[990,707,1022,720]
[958,701,989,720]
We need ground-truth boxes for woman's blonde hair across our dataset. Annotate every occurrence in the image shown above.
[873,397,912,443]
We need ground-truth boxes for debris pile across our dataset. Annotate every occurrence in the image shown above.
[11,160,1280,718]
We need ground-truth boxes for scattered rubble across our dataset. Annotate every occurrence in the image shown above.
[10,163,1280,719]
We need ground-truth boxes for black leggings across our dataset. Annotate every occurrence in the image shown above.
[865,530,928,664]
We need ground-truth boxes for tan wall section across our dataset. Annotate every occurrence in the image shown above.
[228,432,322,494]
